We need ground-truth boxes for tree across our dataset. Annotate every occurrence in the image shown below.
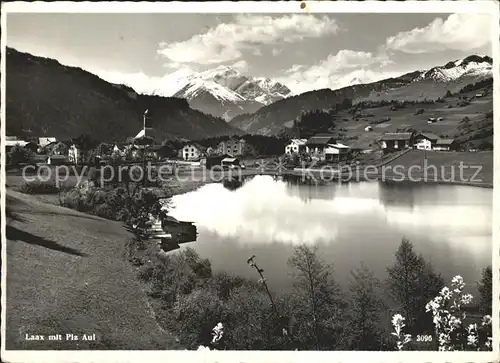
[294,109,337,139]
[8,144,34,167]
[386,238,444,334]
[346,263,385,350]
[477,266,492,315]
[287,245,346,350]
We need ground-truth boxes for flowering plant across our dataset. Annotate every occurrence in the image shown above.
[425,275,491,351]
[392,276,492,351]
[212,322,224,344]
[391,314,412,350]
[197,322,224,351]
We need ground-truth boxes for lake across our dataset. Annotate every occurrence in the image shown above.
[169,175,492,294]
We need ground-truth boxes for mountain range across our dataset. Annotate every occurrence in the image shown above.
[229,55,493,135]
[6,48,493,142]
[5,48,241,142]
[165,66,292,120]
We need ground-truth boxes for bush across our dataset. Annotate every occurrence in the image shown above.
[8,144,35,167]
[18,181,60,195]
[137,265,155,283]
[94,203,115,219]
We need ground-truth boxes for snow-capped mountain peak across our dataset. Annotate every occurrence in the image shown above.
[175,78,247,103]
[421,54,492,82]
[170,66,293,120]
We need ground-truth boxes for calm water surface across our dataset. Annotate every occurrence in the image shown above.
[170,176,492,294]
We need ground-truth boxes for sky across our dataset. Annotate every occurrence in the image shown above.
[6,12,493,95]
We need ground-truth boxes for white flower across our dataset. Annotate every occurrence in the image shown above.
[211,322,224,343]
[439,286,452,300]
[392,314,405,328]
[482,315,492,326]
[467,323,477,333]
[467,334,478,346]
[438,333,450,346]
[425,299,440,312]
[485,337,493,348]
[460,293,473,305]
[451,275,464,285]
[433,314,442,327]
[448,316,461,329]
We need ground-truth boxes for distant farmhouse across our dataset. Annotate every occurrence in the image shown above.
[379,132,415,153]
[414,133,440,150]
[285,139,307,155]
[304,134,351,162]
[181,142,206,161]
[38,137,57,148]
[217,137,247,157]
[305,134,337,155]
[433,139,457,151]
[5,138,38,153]
[380,131,457,153]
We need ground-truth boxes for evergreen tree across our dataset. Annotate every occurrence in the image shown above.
[346,263,385,350]
[477,266,492,315]
[386,238,444,334]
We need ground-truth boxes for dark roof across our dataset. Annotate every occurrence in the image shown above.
[416,133,440,141]
[306,135,336,145]
[435,138,455,145]
[380,132,413,141]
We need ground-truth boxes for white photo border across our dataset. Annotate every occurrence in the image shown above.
[1,1,499,363]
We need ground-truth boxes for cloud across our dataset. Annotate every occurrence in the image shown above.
[385,13,492,54]
[90,67,194,96]
[158,14,339,65]
[277,49,398,94]
[271,48,283,56]
[231,60,248,72]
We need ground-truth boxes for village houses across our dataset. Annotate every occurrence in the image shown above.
[304,134,351,162]
[381,131,457,153]
[181,142,206,161]
[217,137,247,157]
[38,137,57,148]
[5,137,38,153]
[285,139,307,155]
[379,132,415,153]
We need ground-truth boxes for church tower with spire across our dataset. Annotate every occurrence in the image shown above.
[133,109,155,145]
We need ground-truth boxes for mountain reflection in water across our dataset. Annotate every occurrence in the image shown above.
[170,176,492,293]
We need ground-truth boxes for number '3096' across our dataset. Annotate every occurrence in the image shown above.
[417,335,433,342]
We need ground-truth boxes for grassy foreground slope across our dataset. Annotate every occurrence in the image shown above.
[5,190,176,350]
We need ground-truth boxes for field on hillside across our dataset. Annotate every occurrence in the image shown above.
[358,76,490,104]
[5,190,178,349]
[336,89,493,149]
[380,149,493,186]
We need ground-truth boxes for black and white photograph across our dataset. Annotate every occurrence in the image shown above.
[1,1,498,361]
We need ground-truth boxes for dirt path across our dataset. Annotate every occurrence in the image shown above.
[5,189,177,350]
